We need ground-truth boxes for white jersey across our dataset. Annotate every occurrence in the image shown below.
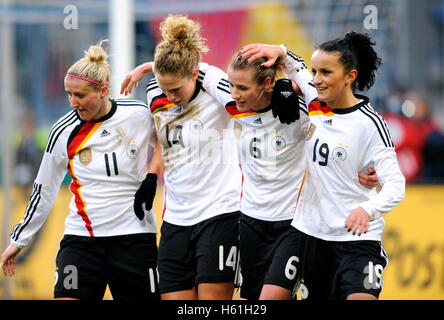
[146,67,242,226]
[292,97,405,241]
[200,63,311,221]
[10,99,158,248]
[282,49,405,241]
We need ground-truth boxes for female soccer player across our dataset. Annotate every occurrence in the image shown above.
[1,41,160,300]
[196,54,311,300]
[197,49,379,300]
[240,32,405,300]
[122,15,242,300]
[123,49,380,302]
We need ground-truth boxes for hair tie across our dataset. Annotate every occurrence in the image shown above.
[65,74,107,87]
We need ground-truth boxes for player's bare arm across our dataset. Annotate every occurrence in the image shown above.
[239,43,285,67]
[120,62,154,95]
[148,139,164,176]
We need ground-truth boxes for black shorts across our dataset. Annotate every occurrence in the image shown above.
[297,229,388,300]
[260,225,303,300]
[237,213,293,300]
[54,233,159,300]
[158,211,240,294]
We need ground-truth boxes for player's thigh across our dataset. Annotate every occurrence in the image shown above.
[106,233,159,300]
[158,222,196,294]
[238,214,292,300]
[197,282,234,300]
[54,235,107,300]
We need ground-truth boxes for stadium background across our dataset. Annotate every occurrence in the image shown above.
[0,0,443,300]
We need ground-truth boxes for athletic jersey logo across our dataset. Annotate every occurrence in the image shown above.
[281,91,293,99]
[78,148,92,166]
[127,143,138,159]
[272,135,286,151]
[332,145,347,162]
[252,117,263,125]
[189,117,203,135]
[323,119,333,126]
[100,128,111,137]
[171,106,182,114]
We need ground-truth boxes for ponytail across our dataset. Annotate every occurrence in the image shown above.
[318,31,381,91]
[66,40,111,89]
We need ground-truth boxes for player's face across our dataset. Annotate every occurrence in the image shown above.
[311,49,354,106]
[227,67,269,112]
[156,70,198,107]
[65,77,108,122]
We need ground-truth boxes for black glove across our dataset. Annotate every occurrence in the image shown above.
[134,173,157,220]
[271,79,300,124]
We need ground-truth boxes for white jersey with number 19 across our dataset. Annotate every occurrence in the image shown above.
[283,49,405,242]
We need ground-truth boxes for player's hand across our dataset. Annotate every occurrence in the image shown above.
[1,244,21,277]
[271,79,300,124]
[358,166,380,189]
[238,44,285,68]
[134,173,157,220]
[120,62,154,96]
[345,207,370,236]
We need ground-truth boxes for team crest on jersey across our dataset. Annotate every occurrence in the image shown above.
[306,123,316,141]
[189,117,203,135]
[127,142,138,159]
[272,135,286,151]
[78,148,92,166]
[333,144,348,162]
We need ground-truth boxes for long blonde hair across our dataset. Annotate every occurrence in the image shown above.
[66,40,111,89]
[154,15,208,78]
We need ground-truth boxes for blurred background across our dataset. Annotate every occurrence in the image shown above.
[0,0,443,300]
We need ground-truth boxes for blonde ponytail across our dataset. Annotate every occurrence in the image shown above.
[66,40,111,89]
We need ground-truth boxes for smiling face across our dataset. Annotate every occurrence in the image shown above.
[64,77,110,122]
[311,49,357,108]
[227,66,272,113]
[155,70,198,107]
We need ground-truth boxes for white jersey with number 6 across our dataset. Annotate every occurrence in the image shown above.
[200,63,311,221]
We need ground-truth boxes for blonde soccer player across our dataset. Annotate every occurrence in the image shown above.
[121,15,242,300]
[1,41,160,300]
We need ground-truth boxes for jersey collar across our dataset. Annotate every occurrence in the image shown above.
[331,94,369,114]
